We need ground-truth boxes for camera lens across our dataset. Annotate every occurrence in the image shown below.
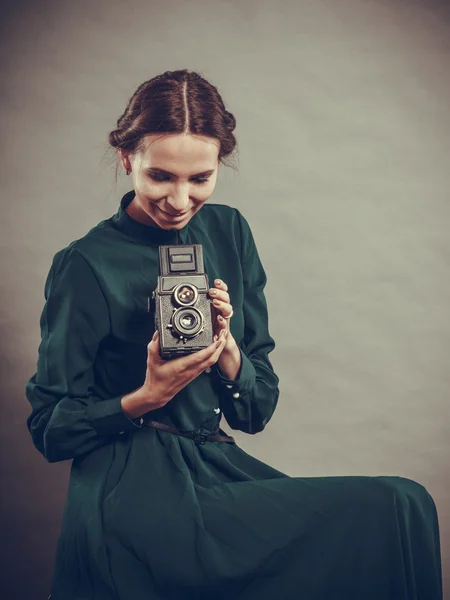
[172,307,203,338]
[173,283,198,306]
[180,313,197,330]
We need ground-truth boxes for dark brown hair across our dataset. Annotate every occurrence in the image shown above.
[106,69,238,183]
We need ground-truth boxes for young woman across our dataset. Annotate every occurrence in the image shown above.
[26,69,442,600]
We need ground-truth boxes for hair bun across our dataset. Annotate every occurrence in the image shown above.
[106,69,238,174]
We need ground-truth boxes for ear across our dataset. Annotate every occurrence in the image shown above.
[119,150,131,172]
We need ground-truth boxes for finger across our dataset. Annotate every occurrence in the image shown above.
[197,330,227,369]
[147,330,158,351]
[173,332,223,371]
[207,328,227,354]
[209,288,230,304]
[213,279,228,292]
[211,299,233,319]
[178,338,222,377]
[185,332,227,381]
[147,330,165,363]
[216,314,229,330]
[209,329,228,362]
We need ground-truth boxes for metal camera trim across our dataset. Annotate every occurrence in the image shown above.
[172,282,199,307]
[153,243,214,359]
[170,305,205,340]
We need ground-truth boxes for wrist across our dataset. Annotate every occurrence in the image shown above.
[223,331,238,353]
[121,386,155,419]
[217,335,242,381]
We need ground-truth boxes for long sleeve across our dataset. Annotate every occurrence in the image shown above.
[25,246,143,463]
[214,209,280,434]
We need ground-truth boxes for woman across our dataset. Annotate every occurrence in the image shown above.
[26,69,443,600]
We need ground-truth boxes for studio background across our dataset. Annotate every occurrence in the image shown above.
[1,0,449,598]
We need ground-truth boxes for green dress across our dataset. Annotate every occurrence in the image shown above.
[26,191,442,600]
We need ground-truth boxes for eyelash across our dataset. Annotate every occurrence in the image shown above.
[150,175,210,184]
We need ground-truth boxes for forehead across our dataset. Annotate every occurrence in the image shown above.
[138,134,219,171]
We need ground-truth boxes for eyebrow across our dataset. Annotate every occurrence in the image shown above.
[147,167,215,177]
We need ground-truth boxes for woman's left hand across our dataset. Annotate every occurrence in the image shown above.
[208,279,234,348]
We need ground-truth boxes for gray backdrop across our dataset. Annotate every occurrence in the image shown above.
[1,0,449,598]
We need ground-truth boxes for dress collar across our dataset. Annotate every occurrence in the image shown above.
[111,190,191,245]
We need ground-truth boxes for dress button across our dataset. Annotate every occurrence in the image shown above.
[232,392,240,398]
[139,417,144,425]
[119,431,125,435]
[213,408,220,414]
[226,384,233,389]
[204,367,212,374]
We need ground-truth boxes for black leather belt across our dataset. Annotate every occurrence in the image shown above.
[142,419,236,446]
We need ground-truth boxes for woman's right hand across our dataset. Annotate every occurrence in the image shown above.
[142,328,228,410]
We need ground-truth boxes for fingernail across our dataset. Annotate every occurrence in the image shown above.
[152,331,157,340]
[215,279,221,285]
[218,315,224,322]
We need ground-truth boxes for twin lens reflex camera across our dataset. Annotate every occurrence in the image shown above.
[150,244,215,359]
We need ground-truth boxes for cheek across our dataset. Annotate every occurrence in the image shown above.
[136,178,215,203]
[194,183,216,202]
[137,179,159,198]
[135,182,164,205]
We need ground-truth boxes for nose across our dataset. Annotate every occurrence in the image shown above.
[165,192,191,214]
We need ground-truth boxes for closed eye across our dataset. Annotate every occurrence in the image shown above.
[150,174,210,184]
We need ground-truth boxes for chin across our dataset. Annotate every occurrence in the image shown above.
[162,222,184,230]
[154,205,199,228]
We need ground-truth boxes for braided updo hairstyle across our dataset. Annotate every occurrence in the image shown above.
[107,69,238,181]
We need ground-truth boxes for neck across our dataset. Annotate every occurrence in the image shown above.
[125,196,160,227]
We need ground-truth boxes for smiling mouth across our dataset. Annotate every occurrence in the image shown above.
[159,207,189,217]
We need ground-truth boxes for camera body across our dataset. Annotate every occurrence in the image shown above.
[150,244,214,359]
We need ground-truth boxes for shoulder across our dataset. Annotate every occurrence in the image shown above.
[198,202,238,224]
[45,240,102,299]
[199,202,249,224]
[42,222,118,303]
[48,216,121,273]
[44,218,124,302]
[195,203,254,247]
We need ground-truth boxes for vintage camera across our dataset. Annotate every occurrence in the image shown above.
[150,244,214,359]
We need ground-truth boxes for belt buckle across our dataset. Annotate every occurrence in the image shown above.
[192,431,208,446]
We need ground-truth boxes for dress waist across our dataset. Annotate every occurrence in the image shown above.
[142,418,236,446]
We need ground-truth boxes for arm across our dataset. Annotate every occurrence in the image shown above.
[25,247,146,463]
[214,209,280,434]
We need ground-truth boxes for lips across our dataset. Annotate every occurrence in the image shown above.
[159,207,189,217]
